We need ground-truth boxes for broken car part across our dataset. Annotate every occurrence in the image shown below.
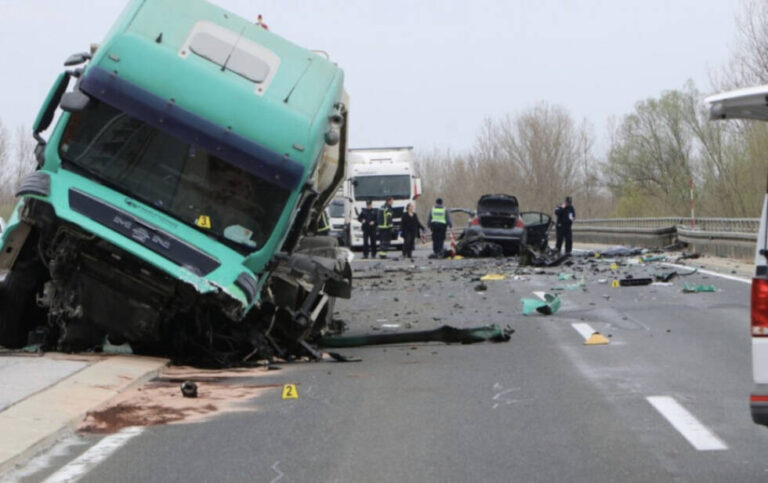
[316,324,514,348]
[619,278,653,287]
[181,381,198,398]
[682,283,717,293]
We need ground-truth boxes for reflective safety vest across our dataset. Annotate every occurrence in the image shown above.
[317,210,331,233]
[431,206,446,224]
[379,206,393,229]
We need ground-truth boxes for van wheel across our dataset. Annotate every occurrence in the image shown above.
[0,271,41,348]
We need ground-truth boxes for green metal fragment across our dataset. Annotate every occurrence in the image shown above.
[521,293,561,315]
[682,283,717,293]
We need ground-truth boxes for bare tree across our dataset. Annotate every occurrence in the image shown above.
[14,125,37,190]
[0,119,11,205]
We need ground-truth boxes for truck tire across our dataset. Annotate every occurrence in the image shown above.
[0,270,41,348]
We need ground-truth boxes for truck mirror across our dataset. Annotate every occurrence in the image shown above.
[60,85,92,113]
[64,52,92,67]
[33,72,70,140]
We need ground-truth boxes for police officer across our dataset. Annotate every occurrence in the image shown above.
[554,196,575,255]
[428,198,452,258]
[357,200,378,259]
[378,197,394,258]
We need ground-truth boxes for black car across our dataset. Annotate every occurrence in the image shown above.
[462,194,551,255]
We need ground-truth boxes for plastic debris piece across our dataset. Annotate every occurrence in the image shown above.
[474,282,488,291]
[682,283,717,293]
[481,273,507,281]
[640,255,666,263]
[103,337,133,355]
[557,273,574,281]
[619,278,653,287]
[521,293,561,316]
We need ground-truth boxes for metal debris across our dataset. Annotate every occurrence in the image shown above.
[682,283,717,293]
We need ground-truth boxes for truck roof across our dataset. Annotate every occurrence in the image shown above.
[86,0,343,175]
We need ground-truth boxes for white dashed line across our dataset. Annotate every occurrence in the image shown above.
[661,263,751,285]
[646,396,728,451]
[571,322,597,341]
[44,427,144,483]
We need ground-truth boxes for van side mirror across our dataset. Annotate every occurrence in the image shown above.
[32,72,70,142]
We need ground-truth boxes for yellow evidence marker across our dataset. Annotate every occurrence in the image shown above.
[585,332,611,345]
[481,274,506,281]
[611,279,620,288]
[282,384,298,399]
[195,215,212,229]
[610,262,618,270]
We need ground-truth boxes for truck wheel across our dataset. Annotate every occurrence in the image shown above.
[0,270,41,348]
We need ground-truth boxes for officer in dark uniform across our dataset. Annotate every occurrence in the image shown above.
[554,196,575,255]
[357,200,378,259]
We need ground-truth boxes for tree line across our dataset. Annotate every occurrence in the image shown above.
[415,0,768,222]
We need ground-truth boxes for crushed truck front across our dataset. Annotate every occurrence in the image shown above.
[0,0,350,364]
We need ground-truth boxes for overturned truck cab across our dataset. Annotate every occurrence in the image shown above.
[0,0,351,366]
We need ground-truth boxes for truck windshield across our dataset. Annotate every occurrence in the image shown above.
[329,200,345,218]
[353,175,410,200]
[58,101,289,253]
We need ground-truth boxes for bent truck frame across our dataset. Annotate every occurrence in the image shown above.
[0,0,352,366]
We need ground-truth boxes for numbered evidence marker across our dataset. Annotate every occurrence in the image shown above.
[196,215,211,229]
[611,279,620,288]
[281,384,298,399]
[610,262,619,270]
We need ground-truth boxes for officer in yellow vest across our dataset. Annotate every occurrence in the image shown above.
[428,198,452,258]
[378,197,394,258]
[316,208,331,234]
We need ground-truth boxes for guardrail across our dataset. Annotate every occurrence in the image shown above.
[575,217,760,233]
[573,217,760,260]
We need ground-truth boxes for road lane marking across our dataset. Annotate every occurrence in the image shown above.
[571,323,597,341]
[646,396,728,451]
[43,427,144,483]
[661,263,751,285]
[270,461,285,483]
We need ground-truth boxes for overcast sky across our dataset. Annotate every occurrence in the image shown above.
[0,0,742,153]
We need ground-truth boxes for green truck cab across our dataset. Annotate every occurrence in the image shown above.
[0,0,351,364]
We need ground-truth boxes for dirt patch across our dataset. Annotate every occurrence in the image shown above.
[79,365,283,433]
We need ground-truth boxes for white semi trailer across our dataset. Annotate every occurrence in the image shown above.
[345,147,422,250]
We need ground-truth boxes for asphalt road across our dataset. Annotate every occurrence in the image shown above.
[8,247,768,483]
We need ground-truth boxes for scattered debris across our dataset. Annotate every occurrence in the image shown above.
[676,252,701,261]
[619,277,653,287]
[682,283,717,293]
[653,270,677,282]
[317,324,514,348]
[640,255,666,263]
[600,246,643,257]
[181,381,198,398]
[475,282,488,292]
[521,294,561,315]
[557,273,574,281]
[552,279,586,291]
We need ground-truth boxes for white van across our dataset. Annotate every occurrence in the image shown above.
[707,85,768,426]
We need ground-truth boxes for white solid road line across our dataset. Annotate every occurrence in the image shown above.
[661,262,751,285]
[571,322,597,341]
[646,396,728,451]
[43,427,144,483]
